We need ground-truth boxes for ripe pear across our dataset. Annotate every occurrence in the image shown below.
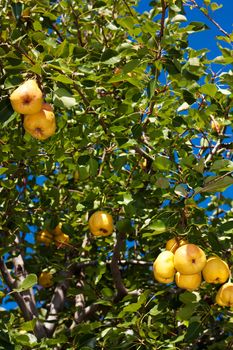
[23,103,56,140]
[174,243,206,275]
[175,272,202,291]
[36,229,53,246]
[154,271,174,284]
[53,223,63,236]
[166,237,188,253]
[54,233,70,247]
[215,282,233,307]
[38,271,53,288]
[202,256,230,284]
[88,211,114,236]
[10,79,43,114]
[153,251,175,279]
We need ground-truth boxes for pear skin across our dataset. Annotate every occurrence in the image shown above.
[10,79,43,114]
[24,103,56,140]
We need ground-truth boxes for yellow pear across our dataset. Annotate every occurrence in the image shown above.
[10,79,43,114]
[166,237,188,253]
[202,256,230,284]
[23,103,56,140]
[153,251,175,279]
[139,158,147,170]
[88,211,114,236]
[175,272,202,291]
[52,223,70,246]
[54,233,70,247]
[215,283,233,307]
[36,229,53,246]
[154,271,174,284]
[38,271,53,288]
[53,223,63,236]
[174,243,206,275]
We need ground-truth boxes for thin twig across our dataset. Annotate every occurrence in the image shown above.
[98,148,107,176]
[134,145,154,162]
[122,0,134,16]
[50,22,64,42]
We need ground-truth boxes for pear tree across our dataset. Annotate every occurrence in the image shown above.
[0,0,232,349]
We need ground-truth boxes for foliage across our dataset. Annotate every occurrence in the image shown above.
[0,0,232,349]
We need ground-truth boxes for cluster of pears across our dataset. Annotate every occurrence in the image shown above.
[10,79,56,140]
[36,223,70,247]
[88,210,114,237]
[153,237,232,307]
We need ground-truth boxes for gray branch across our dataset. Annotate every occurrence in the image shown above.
[44,271,71,337]
[12,237,47,339]
[110,232,128,302]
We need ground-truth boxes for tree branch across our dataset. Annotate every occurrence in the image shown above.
[158,0,167,40]
[44,271,71,337]
[69,2,84,47]
[70,303,100,330]
[71,258,152,272]
[70,271,86,329]
[0,251,47,340]
[0,258,33,320]
[12,237,47,339]
[110,232,128,302]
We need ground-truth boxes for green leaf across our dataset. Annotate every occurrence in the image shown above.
[193,159,205,174]
[50,74,73,84]
[184,321,203,342]
[179,291,198,304]
[122,59,140,73]
[77,166,89,180]
[20,319,37,332]
[185,22,209,33]
[177,102,189,112]
[149,305,160,316]
[14,274,37,292]
[195,175,233,193]
[145,219,167,234]
[152,156,172,171]
[116,219,133,234]
[88,158,99,177]
[219,220,233,234]
[177,303,196,321]
[156,177,170,189]
[174,184,188,198]
[210,2,223,11]
[53,88,77,108]
[0,167,8,175]
[172,14,187,22]
[200,84,217,97]
[11,2,22,20]
[210,159,233,172]
[123,302,142,313]
[0,98,14,122]
[13,333,37,347]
